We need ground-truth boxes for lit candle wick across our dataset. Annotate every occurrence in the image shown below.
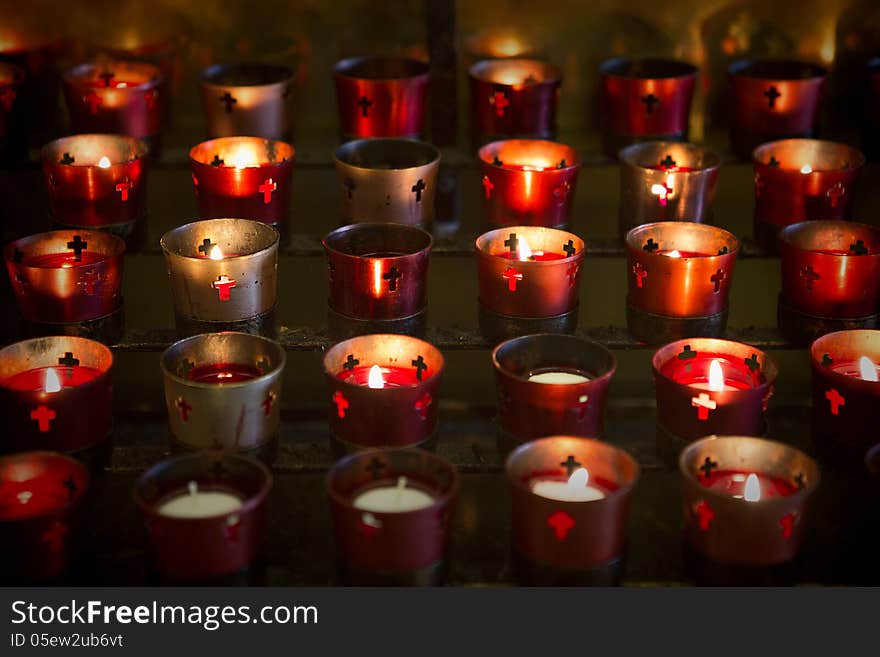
[98,156,111,169]
[858,355,879,382]
[664,249,682,258]
[394,476,407,505]
[743,473,761,502]
[44,368,61,393]
[367,365,385,389]
[567,467,589,491]
[800,164,813,174]
[188,480,198,500]
[209,245,223,260]
[708,359,725,392]
[517,237,533,262]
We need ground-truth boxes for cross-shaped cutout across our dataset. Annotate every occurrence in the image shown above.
[262,391,276,417]
[694,500,715,531]
[481,175,495,199]
[710,268,725,293]
[383,267,402,292]
[414,393,432,420]
[643,238,659,253]
[259,178,277,204]
[503,266,523,291]
[764,86,781,108]
[116,180,131,202]
[67,235,87,261]
[332,391,349,418]
[659,154,676,169]
[357,96,373,117]
[641,93,659,115]
[144,88,158,110]
[492,155,503,166]
[211,155,224,167]
[490,91,509,117]
[256,357,271,374]
[821,354,833,367]
[504,232,519,253]
[58,352,80,370]
[800,265,820,290]
[98,71,115,87]
[553,181,571,202]
[84,91,102,114]
[557,159,567,169]
[219,92,237,113]
[633,262,647,288]
[826,182,845,208]
[794,473,806,490]
[343,354,360,371]
[560,455,581,476]
[566,263,580,287]
[178,359,195,379]
[30,405,56,432]
[691,393,717,420]
[411,355,428,381]
[63,476,77,499]
[767,156,780,167]
[850,239,868,255]
[411,178,426,202]
[176,397,192,421]
[12,248,24,263]
[825,388,844,416]
[366,457,385,480]
[678,345,697,360]
[698,457,718,479]
[744,354,761,372]
[77,270,103,295]
[547,511,575,541]
[198,238,215,256]
[212,275,237,301]
[60,153,75,165]
[779,512,796,539]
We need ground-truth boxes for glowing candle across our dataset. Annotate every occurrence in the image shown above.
[157,481,243,519]
[858,355,879,382]
[527,370,591,384]
[531,467,606,502]
[352,476,435,513]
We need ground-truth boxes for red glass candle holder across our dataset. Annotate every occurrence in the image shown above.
[492,334,616,456]
[476,226,584,342]
[506,436,639,585]
[679,436,819,585]
[334,138,440,227]
[323,223,432,339]
[617,141,720,238]
[478,139,580,229]
[0,62,25,163]
[468,58,561,146]
[0,336,113,465]
[199,63,295,141]
[62,61,164,154]
[161,332,286,463]
[333,56,429,140]
[326,447,459,585]
[0,451,89,583]
[752,139,864,253]
[599,58,697,159]
[4,230,125,342]
[135,452,272,584]
[190,137,294,228]
[810,330,880,467]
[625,222,739,343]
[42,134,149,238]
[323,334,444,455]
[778,221,880,345]
[728,59,827,161]
[160,218,279,337]
[653,338,778,466]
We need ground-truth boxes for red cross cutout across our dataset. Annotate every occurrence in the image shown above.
[414,393,432,420]
[116,181,131,202]
[710,268,725,293]
[693,500,715,531]
[482,175,495,200]
[333,391,350,418]
[553,181,571,203]
[654,180,673,206]
[84,91,102,114]
[547,510,576,541]
[800,265,820,290]
[224,514,241,542]
[30,405,57,433]
[826,182,845,208]
[502,266,523,291]
[262,391,276,417]
[691,393,717,420]
[192,173,199,194]
[779,512,796,539]
[212,275,237,301]
[825,388,844,416]
[259,178,277,204]
[360,512,382,539]
[41,521,67,553]
[633,262,648,289]
[566,263,580,287]
[176,397,192,422]
[144,88,158,110]
[490,91,510,117]
[0,86,16,111]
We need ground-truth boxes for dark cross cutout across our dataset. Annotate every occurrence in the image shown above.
[492,155,503,166]
[563,240,576,257]
[198,238,215,256]
[718,246,729,255]
[411,178,426,202]
[557,159,568,169]
[710,268,725,293]
[343,178,356,199]
[764,86,781,108]
[768,156,780,167]
[12,248,24,263]
[60,152,75,165]
[219,92,237,113]
[678,345,697,360]
[641,93,659,115]
[63,476,77,500]
[850,240,868,256]
[411,355,428,381]
[800,265,820,290]
[176,397,192,421]
[643,238,659,253]
[699,457,718,479]
[98,71,115,87]
[343,354,360,371]
[366,457,385,480]
[211,154,224,167]
[794,472,806,490]
[560,455,581,476]
[383,267,402,291]
[744,354,761,372]
[67,235,87,261]
[256,357,271,374]
[504,232,519,253]
[58,352,79,370]
[178,359,195,379]
[659,154,676,169]
[481,175,495,199]
[633,262,647,288]
[357,96,373,117]
[821,354,833,367]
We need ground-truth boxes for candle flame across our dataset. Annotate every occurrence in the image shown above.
[368,365,385,389]
[227,145,261,169]
[858,356,879,382]
[97,156,111,168]
[188,480,198,497]
[708,359,725,392]
[800,164,813,174]
[209,245,223,260]
[517,236,533,261]
[665,249,682,258]
[744,473,761,502]
[568,467,589,490]
[44,368,61,393]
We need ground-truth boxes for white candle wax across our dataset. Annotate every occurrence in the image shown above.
[527,370,590,384]
[531,468,605,502]
[157,481,243,519]
[353,476,435,513]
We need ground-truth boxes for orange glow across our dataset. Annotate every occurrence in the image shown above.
[44,368,61,393]
[209,245,223,260]
[708,360,724,392]
[517,237,533,261]
[367,365,385,389]
[664,249,682,258]
[800,164,813,174]
[98,156,111,168]
[744,473,761,502]
[227,145,262,169]
[487,35,527,58]
[859,356,879,382]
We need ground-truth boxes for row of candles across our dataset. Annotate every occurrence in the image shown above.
[1,324,876,584]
